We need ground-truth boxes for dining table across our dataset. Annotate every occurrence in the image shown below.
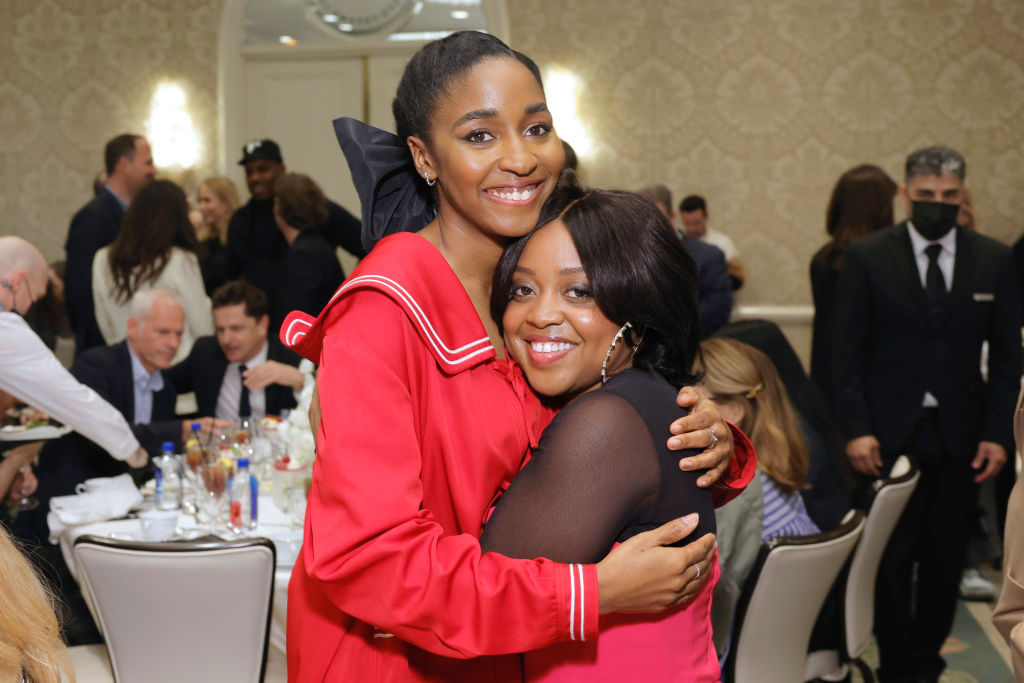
[57,484,303,655]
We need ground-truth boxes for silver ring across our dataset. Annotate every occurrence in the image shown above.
[707,426,719,450]
[694,563,701,579]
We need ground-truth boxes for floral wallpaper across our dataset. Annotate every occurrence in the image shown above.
[510,0,1024,305]
[4,0,1023,309]
[1,0,221,262]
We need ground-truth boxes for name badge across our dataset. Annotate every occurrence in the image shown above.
[973,293,995,302]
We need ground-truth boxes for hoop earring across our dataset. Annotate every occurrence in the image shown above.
[424,172,436,187]
[601,322,633,385]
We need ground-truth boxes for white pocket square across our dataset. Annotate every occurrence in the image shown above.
[973,293,995,301]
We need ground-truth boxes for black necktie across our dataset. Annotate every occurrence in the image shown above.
[925,244,947,304]
[238,366,250,419]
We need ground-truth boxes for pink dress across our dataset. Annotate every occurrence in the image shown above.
[524,559,721,683]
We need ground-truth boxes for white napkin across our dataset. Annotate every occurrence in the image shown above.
[47,474,143,544]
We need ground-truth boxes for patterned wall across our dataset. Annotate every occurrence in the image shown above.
[4,0,1023,308]
[509,0,1024,305]
[1,0,222,262]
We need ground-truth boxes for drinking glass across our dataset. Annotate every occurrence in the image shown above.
[200,460,232,523]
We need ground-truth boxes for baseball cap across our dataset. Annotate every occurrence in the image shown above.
[238,139,283,165]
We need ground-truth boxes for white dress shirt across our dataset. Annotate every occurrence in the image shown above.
[216,342,269,422]
[907,222,957,407]
[907,222,956,290]
[0,309,140,460]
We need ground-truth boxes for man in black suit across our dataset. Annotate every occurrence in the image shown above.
[833,145,1021,683]
[224,139,363,317]
[639,184,733,337]
[166,280,302,422]
[64,134,155,356]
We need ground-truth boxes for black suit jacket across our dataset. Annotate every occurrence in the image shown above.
[681,234,733,338]
[226,198,362,303]
[809,252,840,405]
[64,189,124,355]
[832,223,1021,456]
[165,335,299,419]
[275,230,345,330]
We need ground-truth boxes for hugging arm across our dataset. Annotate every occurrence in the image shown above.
[481,392,659,563]
[482,392,715,613]
[303,290,598,657]
[670,387,756,505]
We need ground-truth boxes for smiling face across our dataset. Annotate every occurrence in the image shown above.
[502,220,632,399]
[244,159,285,200]
[214,303,268,365]
[409,57,565,244]
[197,183,232,228]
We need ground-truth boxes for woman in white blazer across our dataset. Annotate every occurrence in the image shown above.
[92,179,212,363]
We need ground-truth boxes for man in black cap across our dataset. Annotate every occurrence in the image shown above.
[225,139,363,332]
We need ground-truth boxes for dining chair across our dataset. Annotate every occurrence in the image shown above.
[804,455,920,682]
[73,535,275,683]
[724,510,866,683]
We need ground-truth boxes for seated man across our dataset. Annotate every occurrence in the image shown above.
[166,280,301,422]
[28,290,225,507]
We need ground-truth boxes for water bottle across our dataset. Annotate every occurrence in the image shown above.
[229,458,258,530]
[154,442,182,510]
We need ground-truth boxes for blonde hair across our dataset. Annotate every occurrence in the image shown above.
[197,176,241,242]
[0,528,74,683]
[695,337,809,494]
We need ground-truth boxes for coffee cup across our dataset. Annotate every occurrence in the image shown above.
[138,509,179,541]
[75,478,115,495]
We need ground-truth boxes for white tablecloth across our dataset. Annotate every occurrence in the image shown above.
[58,493,300,654]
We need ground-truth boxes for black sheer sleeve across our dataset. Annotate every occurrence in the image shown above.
[480,391,661,564]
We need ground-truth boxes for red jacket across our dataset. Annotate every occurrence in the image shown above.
[282,233,754,682]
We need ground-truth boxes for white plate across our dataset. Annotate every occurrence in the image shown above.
[0,424,71,441]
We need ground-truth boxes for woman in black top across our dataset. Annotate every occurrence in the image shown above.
[481,183,722,681]
[810,164,896,404]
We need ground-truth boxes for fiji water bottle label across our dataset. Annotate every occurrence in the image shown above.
[230,500,243,527]
[250,475,259,529]
[154,467,164,506]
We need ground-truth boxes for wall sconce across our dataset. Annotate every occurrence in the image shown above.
[148,83,200,169]
[546,69,592,158]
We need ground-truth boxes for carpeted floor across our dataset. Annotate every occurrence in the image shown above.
[852,566,1014,683]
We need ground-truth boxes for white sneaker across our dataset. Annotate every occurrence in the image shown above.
[959,567,997,601]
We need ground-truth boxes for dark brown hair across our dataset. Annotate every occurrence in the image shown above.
[211,280,267,321]
[273,173,329,233]
[107,179,198,303]
[816,164,897,270]
[104,134,142,176]
[493,176,702,389]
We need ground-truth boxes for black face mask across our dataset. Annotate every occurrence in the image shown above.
[911,200,959,241]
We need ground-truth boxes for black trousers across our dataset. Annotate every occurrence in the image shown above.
[874,411,978,683]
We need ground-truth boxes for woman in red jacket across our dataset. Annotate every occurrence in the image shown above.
[282,31,753,682]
